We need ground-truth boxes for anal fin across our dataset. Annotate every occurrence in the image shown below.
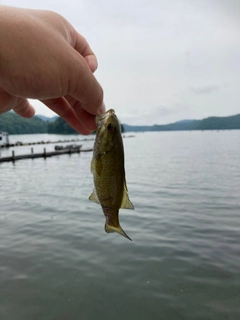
[89,189,100,204]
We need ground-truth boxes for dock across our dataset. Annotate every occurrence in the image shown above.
[0,145,93,163]
[0,135,134,163]
[0,137,94,148]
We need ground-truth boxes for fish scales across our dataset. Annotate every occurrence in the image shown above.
[89,109,134,240]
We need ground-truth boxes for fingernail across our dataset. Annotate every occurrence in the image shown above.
[99,102,106,114]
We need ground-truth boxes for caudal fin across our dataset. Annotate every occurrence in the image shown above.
[105,223,132,241]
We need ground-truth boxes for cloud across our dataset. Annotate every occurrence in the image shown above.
[3,0,240,125]
[120,104,190,125]
[190,85,220,95]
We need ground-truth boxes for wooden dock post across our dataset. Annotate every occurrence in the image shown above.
[12,150,15,161]
[31,147,34,154]
[43,148,46,158]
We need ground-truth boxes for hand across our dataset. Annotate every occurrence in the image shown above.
[0,6,104,134]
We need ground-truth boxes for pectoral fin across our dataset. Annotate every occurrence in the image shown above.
[120,179,134,209]
[89,189,100,204]
[91,158,102,177]
[90,159,93,173]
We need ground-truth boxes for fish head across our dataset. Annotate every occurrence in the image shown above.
[95,109,122,152]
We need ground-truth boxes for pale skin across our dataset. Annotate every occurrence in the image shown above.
[0,6,105,135]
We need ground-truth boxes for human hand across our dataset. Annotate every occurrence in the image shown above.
[0,6,104,134]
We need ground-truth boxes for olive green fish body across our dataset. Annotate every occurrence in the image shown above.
[89,109,134,240]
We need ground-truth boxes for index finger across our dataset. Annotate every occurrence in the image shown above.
[71,30,98,73]
[66,51,104,115]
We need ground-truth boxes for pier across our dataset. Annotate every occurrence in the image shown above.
[0,135,134,163]
[0,145,93,163]
[0,137,94,148]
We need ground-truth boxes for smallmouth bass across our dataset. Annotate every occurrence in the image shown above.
[89,109,134,241]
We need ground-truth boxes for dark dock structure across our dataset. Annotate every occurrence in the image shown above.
[0,137,94,148]
[0,145,93,163]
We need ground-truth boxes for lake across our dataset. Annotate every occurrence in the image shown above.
[0,131,240,320]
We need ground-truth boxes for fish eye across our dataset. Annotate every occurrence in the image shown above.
[107,123,115,132]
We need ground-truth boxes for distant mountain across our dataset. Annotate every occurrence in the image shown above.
[36,115,58,122]
[122,114,240,132]
[174,119,196,124]
[0,112,47,134]
[0,112,75,135]
[48,117,77,134]
[1,112,240,135]
[192,114,240,130]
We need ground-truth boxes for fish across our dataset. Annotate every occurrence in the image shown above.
[89,109,134,241]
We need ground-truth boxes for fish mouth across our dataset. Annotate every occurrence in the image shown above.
[95,109,116,127]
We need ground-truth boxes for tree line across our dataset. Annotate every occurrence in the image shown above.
[1,111,239,134]
[0,112,77,134]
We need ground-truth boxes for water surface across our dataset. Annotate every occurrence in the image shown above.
[1,131,240,320]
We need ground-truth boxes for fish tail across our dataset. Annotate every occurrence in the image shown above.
[105,223,132,241]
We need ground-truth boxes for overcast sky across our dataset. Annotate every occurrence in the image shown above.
[2,0,240,125]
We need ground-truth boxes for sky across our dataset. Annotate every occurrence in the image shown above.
[2,0,240,125]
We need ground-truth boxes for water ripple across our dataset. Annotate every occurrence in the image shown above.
[1,131,240,320]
